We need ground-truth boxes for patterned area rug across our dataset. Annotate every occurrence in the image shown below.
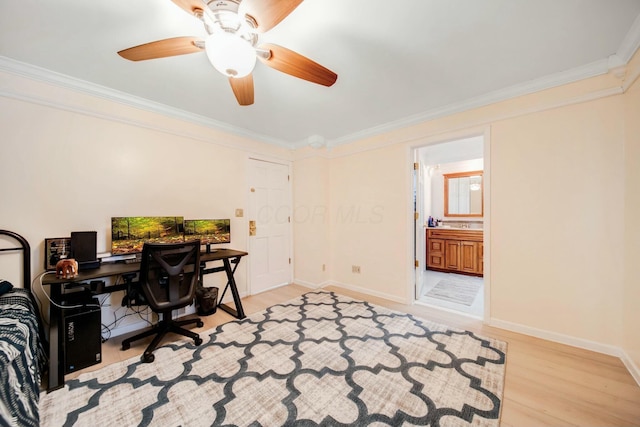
[426,279,482,306]
[40,291,506,426]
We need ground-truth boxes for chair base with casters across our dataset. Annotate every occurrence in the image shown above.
[121,312,204,363]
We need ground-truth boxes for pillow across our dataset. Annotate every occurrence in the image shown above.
[0,279,13,296]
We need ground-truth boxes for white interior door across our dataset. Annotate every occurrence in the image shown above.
[248,158,292,294]
[414,158,426,299]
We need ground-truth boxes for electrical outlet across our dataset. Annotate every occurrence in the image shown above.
[352,265,361,273]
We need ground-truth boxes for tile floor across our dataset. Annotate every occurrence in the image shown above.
[418,270,484,318]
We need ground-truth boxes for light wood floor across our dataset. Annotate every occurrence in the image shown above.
[67,284,640,426]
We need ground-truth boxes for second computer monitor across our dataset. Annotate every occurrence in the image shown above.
[184,219,230,252]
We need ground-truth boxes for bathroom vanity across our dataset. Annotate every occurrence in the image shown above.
[426,228,483,276]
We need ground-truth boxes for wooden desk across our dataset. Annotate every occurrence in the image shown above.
[42,248,247,391]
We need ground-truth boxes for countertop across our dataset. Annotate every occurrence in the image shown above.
[424,226,483,231]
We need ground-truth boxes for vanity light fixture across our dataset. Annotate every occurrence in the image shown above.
[469,175,482,191]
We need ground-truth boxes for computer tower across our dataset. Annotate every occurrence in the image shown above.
[62,295,102,374]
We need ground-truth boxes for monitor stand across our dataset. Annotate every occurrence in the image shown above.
[204,244,218,253]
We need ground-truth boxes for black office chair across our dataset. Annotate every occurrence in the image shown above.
[121,240,204,363]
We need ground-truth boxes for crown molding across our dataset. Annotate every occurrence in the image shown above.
[3,29,638,154]
[323,86,622,160]
[617,13,640,63]
[328,59,611,148]
[623,62,640,92]
[324,19,640,149]
[0,56,294,150]
[1,85,299,164]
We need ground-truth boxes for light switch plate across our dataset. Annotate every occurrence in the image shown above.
[235,209,244,217]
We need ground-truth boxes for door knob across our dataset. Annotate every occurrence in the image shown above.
[249,220,256,236]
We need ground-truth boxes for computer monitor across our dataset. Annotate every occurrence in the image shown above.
[111,216,185,255]
[183,219,230,252]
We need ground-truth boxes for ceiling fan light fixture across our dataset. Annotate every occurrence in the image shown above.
[205,32,256,78]
[118,0,337,105]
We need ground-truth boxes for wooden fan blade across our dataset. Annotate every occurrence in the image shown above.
[258,43,337,87]
[241,0,303,33]
[118,37,203,61]
[229,75,255,106]
[170,0,205,15]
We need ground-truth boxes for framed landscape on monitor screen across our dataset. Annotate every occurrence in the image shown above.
[184,219,231,246]
[111,216,184,255]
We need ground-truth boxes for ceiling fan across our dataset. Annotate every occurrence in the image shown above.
[117,0,338,106]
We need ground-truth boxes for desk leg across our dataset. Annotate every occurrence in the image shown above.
[217,258,246,319]
[47,286,64,392]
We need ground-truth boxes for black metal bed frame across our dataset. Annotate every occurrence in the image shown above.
[0,229,31,291]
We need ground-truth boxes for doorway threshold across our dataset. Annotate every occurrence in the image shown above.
[414,299,483,321]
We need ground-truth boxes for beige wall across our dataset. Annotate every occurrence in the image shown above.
[292,153,330,286]
[293,64,636,371]
[293,145,412,300]
[490,97,625,342]
[328,144,410,302]
[623,59,640,374]
[2,52,639,378]
[319,92,626,344]
[0,70,292,332]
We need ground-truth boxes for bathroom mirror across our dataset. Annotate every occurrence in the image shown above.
[444,171,483,217]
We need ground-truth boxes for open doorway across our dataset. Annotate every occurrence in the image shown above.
[414,136,485,318]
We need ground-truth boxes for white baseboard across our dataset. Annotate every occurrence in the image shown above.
[207,282,247,301]
[108,284,640,387]
[414,299,483,321]
[489,317,622,357]
[109,320,152,338]
[108,293,247,338]
[220,290,247,303]
[293,279,329,289]
[620,348,640,386]
[489,317,640,387]
[325,281,408,304]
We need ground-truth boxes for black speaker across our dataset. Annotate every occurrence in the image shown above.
[61,295,102,374]
[71,231,100,270]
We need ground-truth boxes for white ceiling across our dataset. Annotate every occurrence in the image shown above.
[1,0,639,149]
[419,136,484,166]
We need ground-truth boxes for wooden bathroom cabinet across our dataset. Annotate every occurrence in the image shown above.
[426,228,483,276]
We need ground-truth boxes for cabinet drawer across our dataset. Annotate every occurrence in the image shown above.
[427,238,445,269]
[428,238,444,253]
